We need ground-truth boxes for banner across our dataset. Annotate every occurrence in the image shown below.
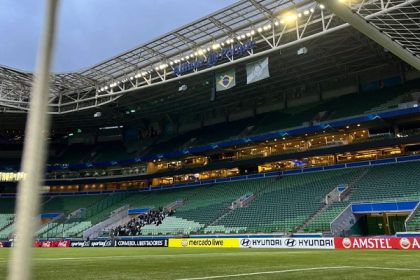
[70,240,113,247]
[35,240,70,248]
[215,69,236,92]
[70,241,92,248]
[246,57,270,84]
[239,238,334,249]
[335,237,420,250]
[0,241,12,248]
[115,239,168,247]
[169,238,239,248]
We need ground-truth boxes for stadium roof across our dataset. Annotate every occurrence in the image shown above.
[0,0,419,121]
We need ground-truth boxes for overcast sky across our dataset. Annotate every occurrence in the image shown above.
[0,0,238,72]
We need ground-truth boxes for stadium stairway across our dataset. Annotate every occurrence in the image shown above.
[4,160,420,238]
[209,169,365,234]
[406,209,420,231]
[305,161,420,232]
[0,214,15,239]
[302,168,371,232]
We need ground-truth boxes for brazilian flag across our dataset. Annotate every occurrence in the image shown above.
[215,68,236,92]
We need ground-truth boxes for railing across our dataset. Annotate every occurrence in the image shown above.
[405,201,420,230]
[83,204,129,240]
[330,204,356,236]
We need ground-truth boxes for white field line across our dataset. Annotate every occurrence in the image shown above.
[175,266,420,280]
[0,250,321,263]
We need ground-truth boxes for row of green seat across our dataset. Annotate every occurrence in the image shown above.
[2,161,420,237]
[306,161,420,232]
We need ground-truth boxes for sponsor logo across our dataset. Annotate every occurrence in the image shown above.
[57,240,69,248]
[338,238,392,249]
[169,238,239,248]
[285,239,296,248]
[334,237,420,250]
[181,240,188,247]
[238,238,334,249]
[241,239,250,247]
[342,238,352,249]
[70,241,91,248]
[400,238,411,250]
[115,240,167,247]
[91,240,113,247]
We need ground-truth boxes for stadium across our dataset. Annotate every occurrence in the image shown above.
[1,0,420,279]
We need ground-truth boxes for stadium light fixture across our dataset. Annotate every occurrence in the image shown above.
[241,34,246,39]
[236,35,241,40]
[310,8,314,13]
[303,10,310,15]
[285,13,297,23]
[274,21,279,26]
[257,27,263,33]
[250,30,255,35]
[320,4,325,9]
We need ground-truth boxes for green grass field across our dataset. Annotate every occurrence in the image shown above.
[1,248,420,279]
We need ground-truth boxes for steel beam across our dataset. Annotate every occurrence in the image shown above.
[317,0,420,71]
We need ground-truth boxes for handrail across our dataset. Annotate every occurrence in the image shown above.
[405,201,420,229]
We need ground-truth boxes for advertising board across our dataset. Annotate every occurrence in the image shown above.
[239,238,334,249]
[114,239,168,247]
[335,237,420,250]
[169,238,239,248]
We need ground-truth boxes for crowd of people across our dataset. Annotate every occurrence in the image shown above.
[112,208,174,236]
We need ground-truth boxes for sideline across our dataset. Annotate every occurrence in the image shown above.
[0,250,320,263]
[175,266,420,280]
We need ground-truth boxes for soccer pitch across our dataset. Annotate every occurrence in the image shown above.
[0,248,419,279]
